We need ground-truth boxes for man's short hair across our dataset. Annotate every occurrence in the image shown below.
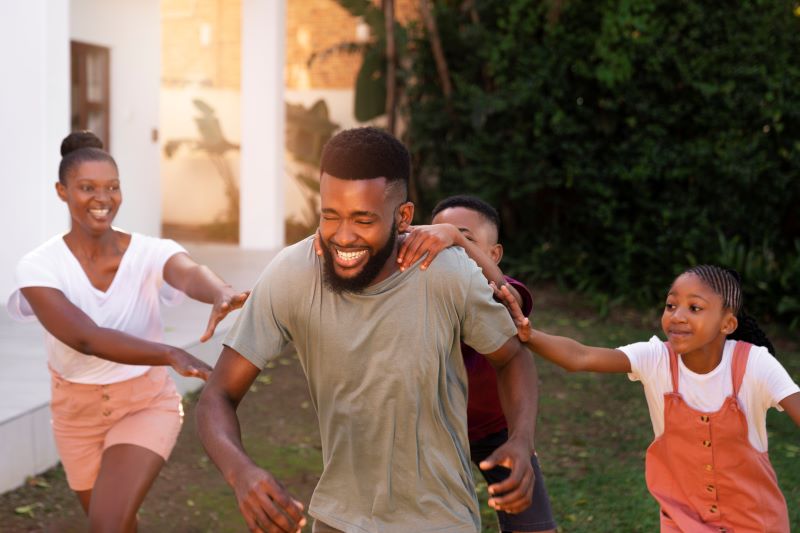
[320,127,410,198]
[431,194,501,233]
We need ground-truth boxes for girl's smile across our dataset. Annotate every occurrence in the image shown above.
[661,273,737,372]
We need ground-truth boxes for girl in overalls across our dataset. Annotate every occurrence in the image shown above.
[495,265,799,532]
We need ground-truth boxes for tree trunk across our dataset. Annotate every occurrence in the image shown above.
[384,0,397,134]
[420,0,453,100]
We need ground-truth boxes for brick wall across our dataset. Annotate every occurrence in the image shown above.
[162,0,241,89]
[285,0,419,90]
[162,0,419,91]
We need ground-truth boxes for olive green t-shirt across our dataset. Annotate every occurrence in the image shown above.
[224,237,517,533]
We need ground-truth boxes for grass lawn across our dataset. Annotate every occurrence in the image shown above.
[1,284,797,531]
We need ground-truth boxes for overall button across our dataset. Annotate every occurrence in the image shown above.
[709,504,718,513]
[102,410,111,417]
[700,415,709,423]
[706,484,715,493]
[719,528,728,533]
[703,440,712,447]
[102,394,110,401]
[705,464,713,471]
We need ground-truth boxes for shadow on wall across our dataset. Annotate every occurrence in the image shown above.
[284,99,338,244]
[161,98,338,245]
[163,99,241,243]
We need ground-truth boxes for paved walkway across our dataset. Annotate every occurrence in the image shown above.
[0,242,277,493]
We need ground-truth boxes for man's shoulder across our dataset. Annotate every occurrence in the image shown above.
[422,247,477,278]
[255,237,319,287]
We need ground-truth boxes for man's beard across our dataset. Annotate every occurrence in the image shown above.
[322,222,397,294]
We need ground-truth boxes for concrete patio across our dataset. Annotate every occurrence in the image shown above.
[0,242,277,494]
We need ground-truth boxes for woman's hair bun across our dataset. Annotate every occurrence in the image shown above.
[60,131,104,157]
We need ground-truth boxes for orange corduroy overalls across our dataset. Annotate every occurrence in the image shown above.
[644,341,790,532]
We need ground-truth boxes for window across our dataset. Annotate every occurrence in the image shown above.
[71,41,110,149]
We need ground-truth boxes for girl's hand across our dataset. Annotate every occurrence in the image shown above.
[396,224,461,272]
[492,282,532,342]
[200,288,251,342]
[167,348,213,381]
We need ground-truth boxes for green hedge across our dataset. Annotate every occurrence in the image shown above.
[404,0,800,323]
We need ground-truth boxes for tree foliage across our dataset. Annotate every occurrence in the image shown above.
[404,0,800,322]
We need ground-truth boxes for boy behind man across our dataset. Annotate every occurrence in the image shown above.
[398,195,557,533]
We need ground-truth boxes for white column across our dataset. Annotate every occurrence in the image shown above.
[0,0,70,302]
[240,0,286,249]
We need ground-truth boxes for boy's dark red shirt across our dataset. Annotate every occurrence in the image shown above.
[462,276,533,443]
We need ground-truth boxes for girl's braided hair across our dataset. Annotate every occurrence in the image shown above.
[684,265,776,355]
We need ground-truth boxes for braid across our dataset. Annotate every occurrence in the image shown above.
[685,265,742,314]
[729,311,776,356]
[683,264,777,355]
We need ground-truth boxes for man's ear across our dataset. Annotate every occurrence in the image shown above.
[721,313,738,335]
[55,181,67,202]
[396,201,415,233]
[490,243,503,264]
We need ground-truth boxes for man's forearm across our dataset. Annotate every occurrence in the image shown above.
[197,387,256,485]
[495,345,538,451]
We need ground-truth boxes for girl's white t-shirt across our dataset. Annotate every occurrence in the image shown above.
[619,336,799,452]
[6,232,186,384]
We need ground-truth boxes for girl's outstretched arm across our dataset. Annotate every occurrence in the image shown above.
[496,284,631,373]
[779,392,800,428]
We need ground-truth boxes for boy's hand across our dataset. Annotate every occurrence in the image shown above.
[492,282,532,343]
[479,436,535,514]
[313,228,323,257]
[397,224,461,271]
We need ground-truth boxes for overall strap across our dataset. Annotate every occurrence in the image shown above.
[731,341,753,398]
[663,342,680,393]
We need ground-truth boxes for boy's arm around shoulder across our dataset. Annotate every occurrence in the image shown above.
[396,223,525,307]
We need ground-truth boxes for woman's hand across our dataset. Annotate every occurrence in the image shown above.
[200,288,250,342]
[167,348,213,381]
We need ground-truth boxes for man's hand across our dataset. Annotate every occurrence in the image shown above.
[396,224,461,271]
[479,436,535,514]
[492,282,532,343]
[231,463,307,533]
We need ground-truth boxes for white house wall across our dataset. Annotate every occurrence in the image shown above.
[70,0,162,239]
[0,0,70,303]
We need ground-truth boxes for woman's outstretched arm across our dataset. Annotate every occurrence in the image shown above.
[21,286,211,379]
[163,252,250,342]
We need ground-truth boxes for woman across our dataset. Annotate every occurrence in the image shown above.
[6,131,249,531]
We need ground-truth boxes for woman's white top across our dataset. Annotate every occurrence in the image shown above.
[619,336,800,452]
[6,232,186,384]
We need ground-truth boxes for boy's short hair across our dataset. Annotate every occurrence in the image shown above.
[320,127,410,199]
[431,194,501,233]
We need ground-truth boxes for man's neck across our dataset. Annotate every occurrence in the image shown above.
[367,238,403,287]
